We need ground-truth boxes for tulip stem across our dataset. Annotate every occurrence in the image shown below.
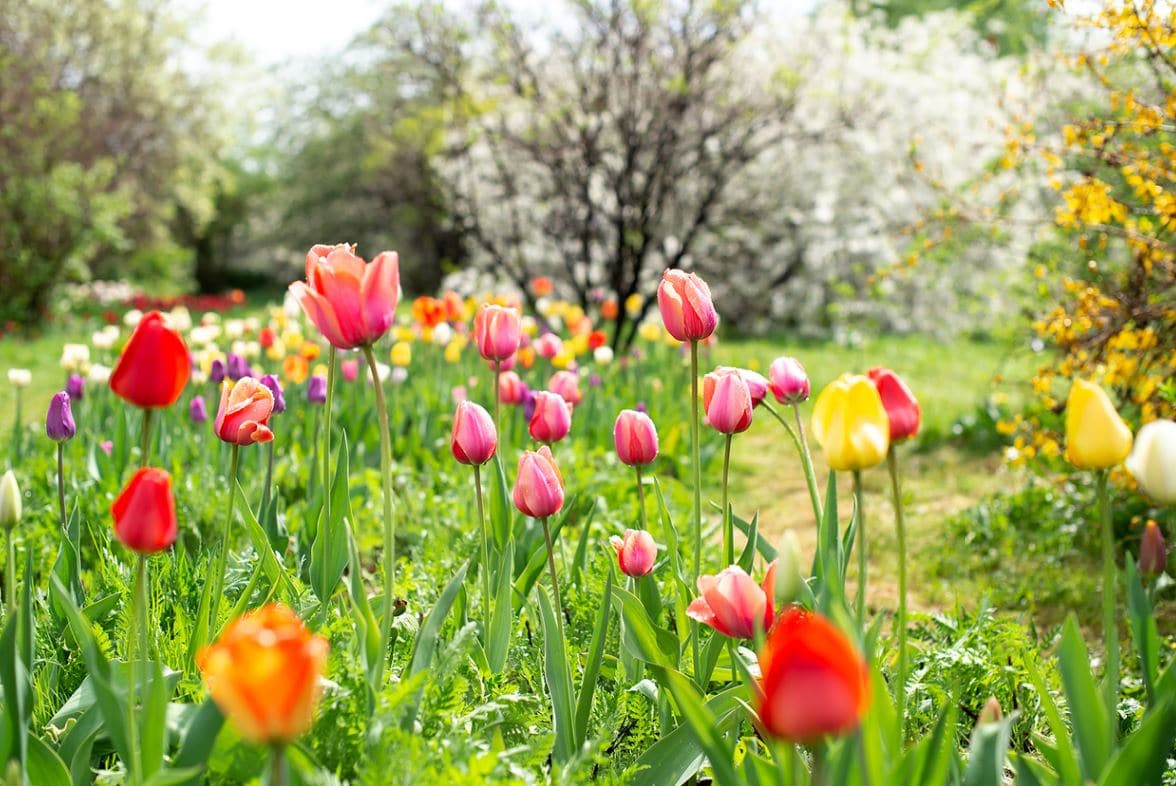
[541,516,565,641]
[262,437,275,520]
[140,408,153,467]
[886,449,908,743]
[127,554,147,785]
[492,366,501,439]
[57,442,67,527]
[722,434,734,565]
[323,347,335,537]
[4,527,14,616]
[1097,470,1119,744]
[763,402,822,524]
[689,339,703,685]
[810,744,827,786]
[473,464,492,632]
[363,345,397,680]
[853,470,867,626]
[634,465,648,532]
[208,444,240,639]
[12,389,21,463]
[268,744,287,786]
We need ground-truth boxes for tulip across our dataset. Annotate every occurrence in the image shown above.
[594,346,614,365]
[190,395,208,424]
[100,440,113,456]
[341,358,360,382]
[111,467,177,554]
[868,367,921,441]
[214,378,275,446]
[548,370,583,408]
[532,276,553,297]
[210,358,226,384]
[614,410,659,467]
[7,369,31,387]
[978,696,1003,726]
[290,243,400,350]
[533,333,562,360]
[452,401,497,466]
[109,311,191,409]
[307,375,328,404]
[686,562,778,639]
[1139,521,1167,578]
[227,352,250,382]
[198,604,329,745]
[66,373,85,401]
[474,304,522,363]
[0,471,20,531]
[811,374,890,472]
[513,446,564,519]
[768,357,811,404]
[391,341,412,367]
[498,371,526,405]
[755,607,869,742]
[1125,419,1176,505]
[260,374,287,415]
[610,529,657,577]
[1064,379,1132,469]
[657,269,718,343]
[529,391,572,443]
[703,368,754,434]
[46,391,76,442]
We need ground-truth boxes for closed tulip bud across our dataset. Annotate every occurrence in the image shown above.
[214,378,275,446]
[867,367,921,442]
[451,401,497,465]
[534,332,563,360]
[755,607,869,743]
[610,529,658,577]
[1065,380,1132,469]
[548,370,583,408]
[742,369,770,408]
[529,391,572,443]
[769,357,811,404]
[341,358,360,382]
[198,604,329,745]
[614,409,659,466]
[0,471,21,530]
[290,244,400,350]
[811,374,890,471]
[657,269,718,342]
[66,373,85,401]
[190,395,208,424]
[227,353,250,382]
[474,304,522,362]
[1125,420,1176,504]
[774,530,803,605]
[513,446,564,519]
[307,375,327,404]
[978,696,1003,726]
[112,467,177,554]
[7,369,31,388]
[210,358,226,384]
[498,371,526,405]
[1139,521,1167,578]
[259,374,286,415]
[703,367,753,434]
[110,311,191,409]
[46,391,76,442]
[687,562,777,639]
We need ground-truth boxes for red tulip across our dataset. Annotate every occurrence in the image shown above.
[686,562,777,639]
[474,304,522,362]
[769,357,810,404]
[451,401,497,465]
[657,269,718,342]
[290,244,400,350]
[498,371,526,405]
[513,446,564,518]
[548,370,583,408]
[214,378,275,446]
[110,311,191,409]
[613,409,659,466]
[1140,520,1167,578]
[703,368,753,434]
[756,607,869,742]
[112,468,178,554]
[610,529,657,577]
[867,367,920,442]
[529,391,572,443]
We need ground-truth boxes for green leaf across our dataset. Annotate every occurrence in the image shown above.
[1025,654,1082,786]
[611,586,677,667]
[894,702,958,786]
[25,734,71,786]
[0,611,30,772]
[171,697,223,785]
[512,517,566,613]
[403,561,469,730]
[488,454,512,551]
[1124,557,1159,704]
[487,540,514,674]
[537,587,576,764]
[731,510,775,562]
[735,510,760,573]
[645,665,742,786]
[310,430,352,605]
[963,712,1017,786]
[630,686,743,786]
[238,484,298,603]
[345,521,381,702]
[1056,616,1111,781]
[140,660,171,779]
[1096,698,1176,786]
[574,568,612,746]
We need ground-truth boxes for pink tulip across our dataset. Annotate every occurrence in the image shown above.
[686,561,778,639]
[341,359,360,382]
[610,529,658,577]
[534,333,563,360]
[548,370,583,408]
[214,377,275,446]
[613,409,659,466]
[702,368,753,434]
[289,244,400,350]
[451,401,497,465]
[741,368,770,407]
[513,446,564,518]
[529,391,572,443]
[657,269,718,342]
[452,386,468,405]
[498,371,526,405]
[769,357,810,404]
[474,304,522,362]
[490,354,516,372]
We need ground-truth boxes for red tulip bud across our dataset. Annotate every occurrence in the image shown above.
[451,401,497,465]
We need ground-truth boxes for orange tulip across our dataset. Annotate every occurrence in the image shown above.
[198,604,329,745]
[213,378,275,446]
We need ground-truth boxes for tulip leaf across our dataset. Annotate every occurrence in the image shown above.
[512,517,566,613]
[963,711,1017,786]
[630,685,743,786]
[1096,697,1176,786]
[140,659,171,779]
[1124,557,1159,704]
[537,586,576,765]
[489,454,512,551]
[50,502,85,626]
[573,567,612,746]
[403,561,469,730]
[570,510,593,587]
[893,702,958,786]
[171,697,224,784]
[0,604,30,772]
[26,734,71,786]
[311,430,352,605]
[731,510,776,563]
[612,586,677,668]
[1056,616,1111,781]
[735,509,759,573]
[237,484,298,604]
[645,664,742,786]
[487,540,514,674]
[345,520,382,704]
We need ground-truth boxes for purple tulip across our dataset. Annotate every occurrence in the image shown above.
[210,358,226,384]
[227,353,250,382]
[66,373,85,401]
[46,391,77,442]
[523,388,538,422]
[635,401,648,414]
[190,395,208,424]
[307,375,327,404]
[260,374,286,414]
[589,373,603,388]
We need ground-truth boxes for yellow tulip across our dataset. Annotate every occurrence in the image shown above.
[811,374,890,471]
[444,339,464,364]
[391,341,413,367]
[551,348,575,369]
[1065,380,1132,469]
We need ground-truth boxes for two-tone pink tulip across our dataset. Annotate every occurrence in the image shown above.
[513,446,564,519]
[474,304,522,365]
[686,562,778,639]
[214,378,275,446]
[703,368,753,434]
[614,410,659,466]
[498,371,527,405]
[610,529,658,577]
[769,357,810,404]
[548,370,583,408]
[451,401,497,465]
[657,269,718,343]
[289,244,400,350]
[529,391,572,443]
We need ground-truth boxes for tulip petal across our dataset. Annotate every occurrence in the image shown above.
[362,251,400,342]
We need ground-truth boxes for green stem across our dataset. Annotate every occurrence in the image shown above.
[208,444,240,638]
[57,442,67,526]
[541,516,565,641]
[323,347,335,537]
[492,365,501,440]
[127,554,147,785]
[268,744,287,786]
[474,464,491,631]
[363,345,397,679]
[792,403,823,522]
[722,434,733,565]
[887,450,908,744]
[689,339,702,684]
[261,436,275,517]
[634,464,648,532]
[140,408,154,467]
[854,470,867,626]
[4,528,14,617]
[1098,470,1119,744]
[810,744,826,786]
[12,389,21,463]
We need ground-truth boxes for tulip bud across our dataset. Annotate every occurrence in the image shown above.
[774,530,803,605]
[1139,521,1167,578]
[210,358,226,384]
[7,369,31,388]
[534,333,563,360]
[474,304,522,362]
[0,471,21,531]
[451,401,497,465]
[614,409,659,466]
[227,353,250,382]
[46,391,76,442]
[307,375,327,404]
[742,369,770,408]
[513,446,564,519]
[1125,420,1176,505]
[112,467,177,554]
[259,374,286,415]
[109,310,191,409]
[341,359,360,382]
[190,395,208,424]
[703,368,753,434]
[657,269,718,342]
[548,370,583,408]
[610,529,658,577]
[529,391,572,443]
[498,371,526,405]
[769,357,811,404]
[1064,380,1132,469]
[66,373,86,402]
[867,367,921,442]
[977,696,1003,725]
[811,374,890,471]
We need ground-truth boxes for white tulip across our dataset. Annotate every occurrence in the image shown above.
[1126,420,1176,505]
[7,369,31,387]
